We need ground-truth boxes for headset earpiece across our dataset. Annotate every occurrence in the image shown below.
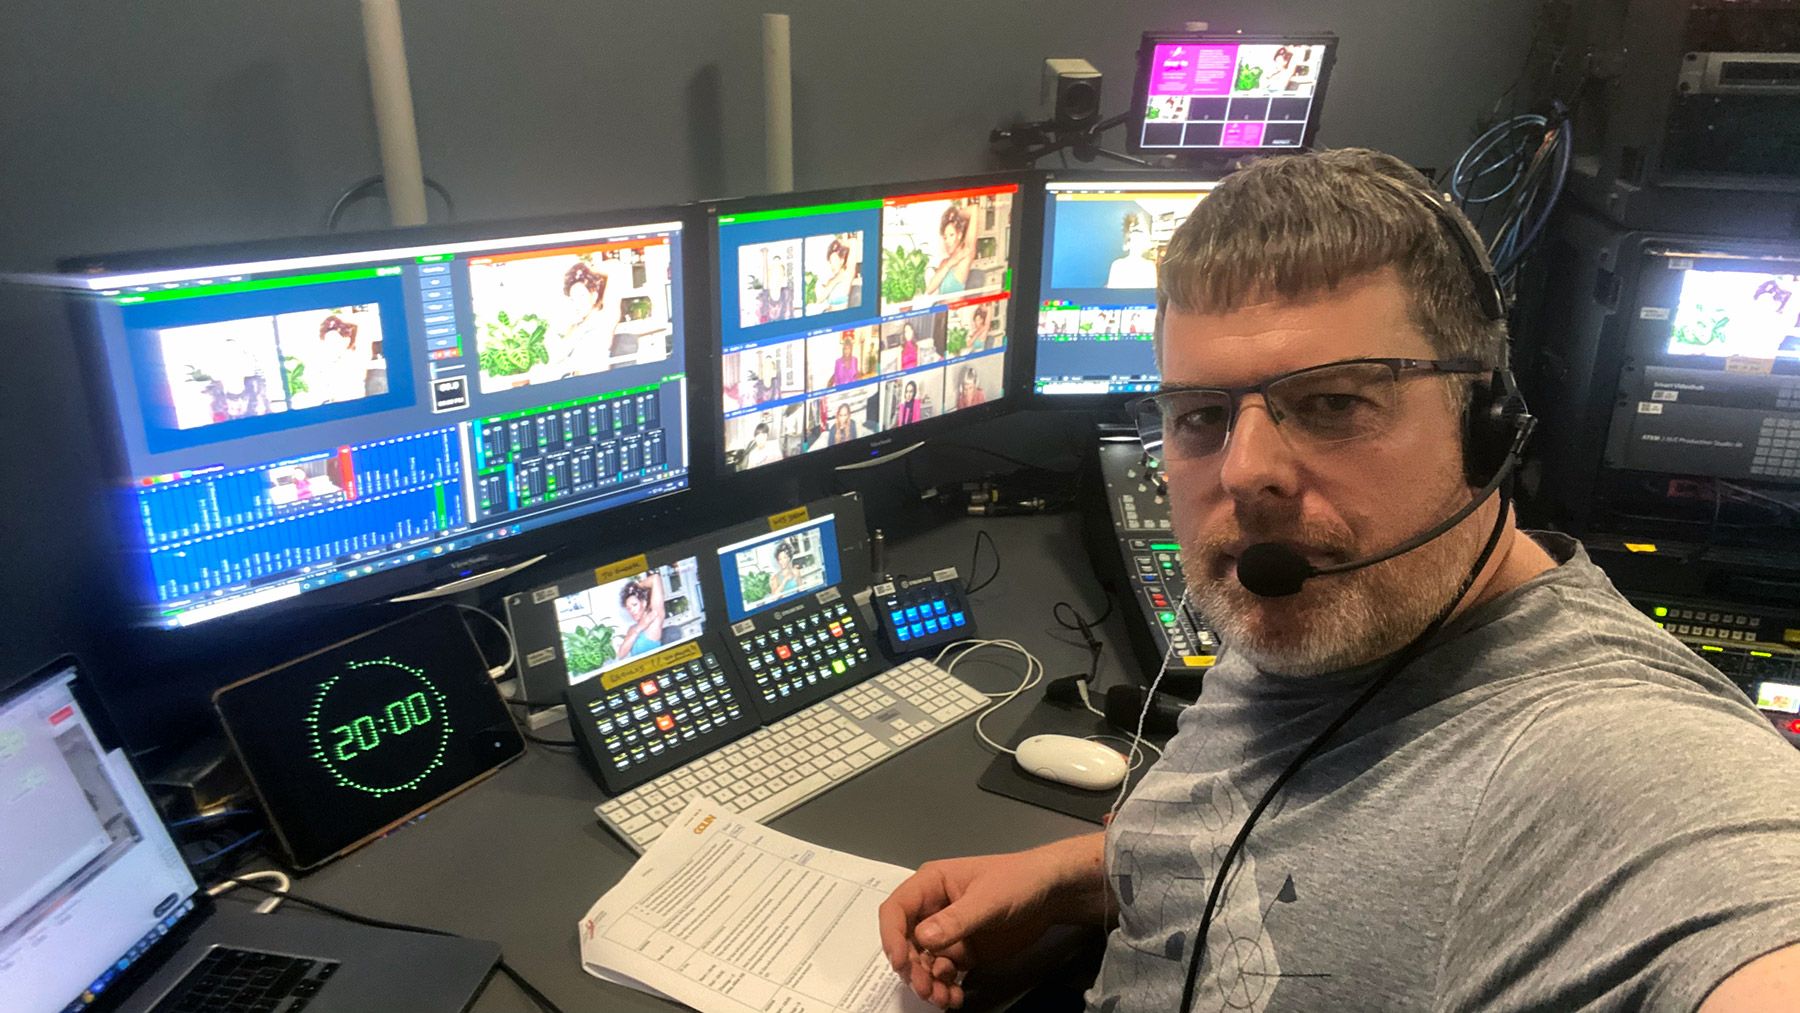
[1461,368,1534,487]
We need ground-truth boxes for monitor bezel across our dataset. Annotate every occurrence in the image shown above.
[53,205,715,633]
[702,171,1032,484]
[1023,168,1231,413]
[1126,31,1340,159]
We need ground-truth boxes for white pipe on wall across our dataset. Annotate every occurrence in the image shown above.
[361,0,429,226]
[763,13,795,193]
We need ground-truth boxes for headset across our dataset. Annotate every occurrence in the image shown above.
[1138,173,1539,1012]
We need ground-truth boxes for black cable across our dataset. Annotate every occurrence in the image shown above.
[1053,598,1114,632]
[521,729,579,750]
[966,529,1000,594]
[935,441,1079,477]
[218,878,568,1013]
[1178,485,1515,1013]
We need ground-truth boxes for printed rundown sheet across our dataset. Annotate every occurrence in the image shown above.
[579,799,935,1013]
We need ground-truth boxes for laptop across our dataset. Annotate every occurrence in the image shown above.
[0,656,501,1013]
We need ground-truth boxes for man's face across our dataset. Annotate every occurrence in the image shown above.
[1160,270,1483,674]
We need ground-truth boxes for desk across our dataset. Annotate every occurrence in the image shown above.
[236,512,1136,1011]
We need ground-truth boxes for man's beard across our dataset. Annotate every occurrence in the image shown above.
[1183,485,1490,676]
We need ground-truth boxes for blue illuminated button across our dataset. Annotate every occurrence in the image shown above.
[925,618,940,634]
[897,626,912,641]
[890,611,905,625]
[909,623,925,638]
[933,600,947,615]
[905,607,920,621]
[952,612,966,626]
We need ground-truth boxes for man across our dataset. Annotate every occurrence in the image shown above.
[877,149,1800,1011]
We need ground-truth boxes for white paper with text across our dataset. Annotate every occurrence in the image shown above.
[579,799,934,1013]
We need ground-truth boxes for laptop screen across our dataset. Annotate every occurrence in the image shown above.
[0,662,200,1013]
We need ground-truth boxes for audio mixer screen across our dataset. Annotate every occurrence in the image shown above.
[71,220,692,627]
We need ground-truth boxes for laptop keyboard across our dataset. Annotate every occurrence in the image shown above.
[151,947,338,1013]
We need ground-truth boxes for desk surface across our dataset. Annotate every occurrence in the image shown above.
[239,511,1135,1012]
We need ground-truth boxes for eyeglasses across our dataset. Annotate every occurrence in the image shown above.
[1128,357,1487,460]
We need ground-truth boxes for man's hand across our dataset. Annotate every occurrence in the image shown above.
[877,834,1107,1009]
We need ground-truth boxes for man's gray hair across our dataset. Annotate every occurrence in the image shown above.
[1156,148,1508,369]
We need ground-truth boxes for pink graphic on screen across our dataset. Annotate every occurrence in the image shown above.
[1150,43,1237,97]
[1221,122,1266,146]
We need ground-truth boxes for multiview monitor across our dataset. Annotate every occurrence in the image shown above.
[1033,175,1221,399]
[1129,31,1337,156]
[710,175,1022,473]
[57,211,696,627]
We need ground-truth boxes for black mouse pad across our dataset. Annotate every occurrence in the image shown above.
[976,698,1165,824]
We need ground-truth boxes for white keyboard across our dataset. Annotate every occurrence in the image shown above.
[595,657,988,851]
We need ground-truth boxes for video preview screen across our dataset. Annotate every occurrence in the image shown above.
[1138,38,1331,151]
[555,556,707,686]
[715,515,843,622]
[71,220,691,628]
[1668,267,1800,361]
[716,182,1017,471]
[1035,180,1218,395]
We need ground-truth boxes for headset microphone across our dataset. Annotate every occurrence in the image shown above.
[1235,397,1534,598]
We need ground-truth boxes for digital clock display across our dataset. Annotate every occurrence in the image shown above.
[214,605,524,869]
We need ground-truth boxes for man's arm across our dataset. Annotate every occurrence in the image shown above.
[1699,943,1800,1011]
[878,833,1110,1010]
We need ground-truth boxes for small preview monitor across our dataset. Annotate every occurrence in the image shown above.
[1612,248,1800,483]
[713,177,1021,473]
[1033,176,1222,398]
[715,513,844,623]
[58,212,694,627]
[1130,32,1337,155]
[555,555,709,687]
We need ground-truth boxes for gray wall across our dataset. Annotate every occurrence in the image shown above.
[2,0,1537,269]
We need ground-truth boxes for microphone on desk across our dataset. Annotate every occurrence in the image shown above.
[1236,450,1524,599]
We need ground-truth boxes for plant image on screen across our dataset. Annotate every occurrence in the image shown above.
[563,624,618,676]
[479,310,551,378]
[881,246,930,305]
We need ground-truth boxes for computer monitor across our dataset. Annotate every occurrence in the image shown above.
[709,175,1022,473]
[1031,174,1222,400]
[1128,31,1337,156]
[56,211,695,628]
[1613,248,1800,482]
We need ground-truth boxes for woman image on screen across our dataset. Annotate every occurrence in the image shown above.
[772,540,802,596]
[817,237,855,312]
[1105,212,1159,289]
[967,304,992,353]
[899,321,921,370]
[828,331,861,387]
[893,380,923,426]
[925,204,974,297]
[953,364,987,410]
[822,402,860,447]
[742,421,783,469]
[618,573,668,658]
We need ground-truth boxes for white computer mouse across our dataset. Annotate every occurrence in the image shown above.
[1014,734,1130,791]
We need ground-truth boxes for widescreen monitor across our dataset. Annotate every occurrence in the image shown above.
[711,176,1021,473]
[1033,176,1220,398]
[57,212,695,627]
[1129,31,1337,156]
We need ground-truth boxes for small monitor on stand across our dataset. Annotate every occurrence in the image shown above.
[1128,30,1338,162]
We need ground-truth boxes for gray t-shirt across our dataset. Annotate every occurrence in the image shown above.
[1088,534,1800,1012]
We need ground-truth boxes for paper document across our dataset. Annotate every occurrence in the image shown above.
[579,798,935,1013]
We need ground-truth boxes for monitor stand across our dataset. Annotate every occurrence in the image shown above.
[389,553,548,603]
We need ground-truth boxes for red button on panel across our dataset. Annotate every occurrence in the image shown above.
[776,645,792,660]
[639,680,659,696]
[656,714,676,732]
[829,623,843,638]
